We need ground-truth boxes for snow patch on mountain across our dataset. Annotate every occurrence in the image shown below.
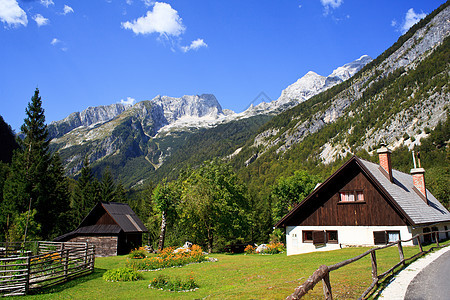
[242,55,373,116]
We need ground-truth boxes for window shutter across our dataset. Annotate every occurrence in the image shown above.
[373,231,387,245]
[313,231,326,245]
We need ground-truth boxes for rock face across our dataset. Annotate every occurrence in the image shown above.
[49,103,131,139]
[244,4,450,166]
[50,94,230,176]
[49,94,225,140]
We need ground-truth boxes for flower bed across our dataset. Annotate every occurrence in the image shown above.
[127,245,207,271]
[245,242,286,255]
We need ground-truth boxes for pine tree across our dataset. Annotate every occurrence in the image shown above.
[100,168,116,203]
[1,89,70,240]
[70,157,98,228]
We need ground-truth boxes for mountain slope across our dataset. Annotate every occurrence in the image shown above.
[232,2,449,198]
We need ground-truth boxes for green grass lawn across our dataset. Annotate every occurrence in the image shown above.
[23,242,448,300]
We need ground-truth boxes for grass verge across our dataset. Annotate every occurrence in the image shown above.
[22,241,449,299]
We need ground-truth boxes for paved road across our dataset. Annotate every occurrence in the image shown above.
[404,249,450,300]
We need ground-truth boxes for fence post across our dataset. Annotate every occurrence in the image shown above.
[397,241,405,266]
[417,236,423,253]
[322,272,333,300]
[435,232,440,247]
[370,251,378,282]
[24,256,31,295]
[63,249,69,281]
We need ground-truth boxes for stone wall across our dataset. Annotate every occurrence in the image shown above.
[68,236,118,257]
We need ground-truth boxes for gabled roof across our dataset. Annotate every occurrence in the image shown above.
[100,202,147,233]
[276,156,450,228]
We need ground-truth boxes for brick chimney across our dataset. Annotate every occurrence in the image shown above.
[410,151,427,202]
[411,168,427,199]
[377,144,393,182]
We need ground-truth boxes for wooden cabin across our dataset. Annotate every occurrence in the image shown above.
[276,146,450,255]
[55,202,148,256]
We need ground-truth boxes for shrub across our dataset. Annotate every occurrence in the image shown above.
[244,245,255,254]
[260,242,286,254]
[127,244,207,271]
[149,274,199,292]
[103,268,143,282]
[129,247,148,259]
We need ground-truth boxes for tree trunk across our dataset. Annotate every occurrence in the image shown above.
[158,211,167,251]
[207,229,213,253]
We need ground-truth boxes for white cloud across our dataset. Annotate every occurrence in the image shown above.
[51,38,60,45]
[0,0,28,27]
[121,2,185,36]
[33,14,49,27]
[401,8,426,34]
[126,0,133,5]
[181,38,208,52]
[120,97,136,106]
[40,0,54,8]
[320,0,343,16]
[63,5,74,15]
[391,19,397,27]
[142,0,154,7]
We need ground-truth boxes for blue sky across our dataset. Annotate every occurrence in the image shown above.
[0,0,446,131]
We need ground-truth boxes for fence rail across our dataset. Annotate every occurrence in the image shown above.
[287,229,450,300]
[0,241,95,297]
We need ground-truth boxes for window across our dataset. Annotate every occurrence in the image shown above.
[431,226,439,242]
[374,230,400,245]
[356,191,364,201]
[303,231,313,243]
[326,231,338,243]
[373,231,387,245]
[340,191,355,202]
[339,190,365,202]
[387,231,400,243]
[303,230,337,244]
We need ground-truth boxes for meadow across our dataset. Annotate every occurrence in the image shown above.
[23,242,446,300]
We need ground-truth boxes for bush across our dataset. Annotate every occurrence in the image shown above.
[244,245,255,254]
[103,268,143,282]
[149,274,199,292]
[127,244,207,271]
[129,247,148,259]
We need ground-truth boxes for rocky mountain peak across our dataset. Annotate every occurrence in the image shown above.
[48,102,131,139]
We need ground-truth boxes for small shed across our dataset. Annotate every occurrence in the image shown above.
[55,202,147,256]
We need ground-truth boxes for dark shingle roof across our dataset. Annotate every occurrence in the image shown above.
[359,158,450,225]
[101,202,147,233]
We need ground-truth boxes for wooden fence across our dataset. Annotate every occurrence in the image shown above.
[286,229,450,300]
[0,241,95,297]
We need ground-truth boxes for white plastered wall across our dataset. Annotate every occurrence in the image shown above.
[410,222,450,244]
[286,225,414,256]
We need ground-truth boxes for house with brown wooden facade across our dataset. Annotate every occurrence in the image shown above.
[276,146,450,256]
[55,202,147,256]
